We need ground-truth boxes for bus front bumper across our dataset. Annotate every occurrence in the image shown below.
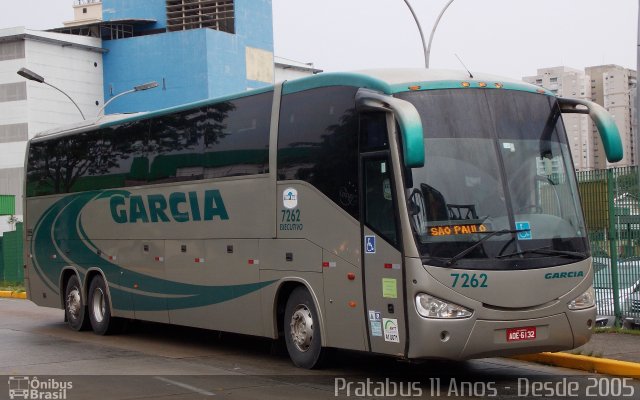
[407,307,595,360]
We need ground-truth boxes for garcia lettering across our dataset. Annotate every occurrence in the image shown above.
[110,190,229,223]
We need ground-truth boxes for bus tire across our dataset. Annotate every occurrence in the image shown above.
[64,274,90,331]
[87,275,120,335]
[284,287,324,369]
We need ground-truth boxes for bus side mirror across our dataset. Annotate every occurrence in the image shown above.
[356,89,425,168]
[558,97,623,163]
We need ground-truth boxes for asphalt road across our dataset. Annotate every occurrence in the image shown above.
[1,298,638,400]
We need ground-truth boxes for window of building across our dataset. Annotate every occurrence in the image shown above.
[167,0,235,34]
[0,82,26,103]
[0,41,25,61]
[550,77,558,83]
[0,123,28,143]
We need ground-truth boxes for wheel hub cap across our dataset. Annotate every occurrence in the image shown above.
[66,288,81,321]
[290,305,313,352]
[92,288,106,323]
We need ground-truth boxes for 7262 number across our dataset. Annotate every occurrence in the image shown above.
[451,273,488,288]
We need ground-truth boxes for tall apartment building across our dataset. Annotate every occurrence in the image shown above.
[586,65,637,169]
[0,27,103,229]
[524,66,593,171]
[525,65,637,170]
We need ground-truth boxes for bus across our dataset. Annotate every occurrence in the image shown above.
[24,69,622,368]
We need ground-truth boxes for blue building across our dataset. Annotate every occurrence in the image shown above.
[56,0,274,113]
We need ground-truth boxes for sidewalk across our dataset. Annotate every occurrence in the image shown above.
[572,332,640,363]
[512,332,640,378]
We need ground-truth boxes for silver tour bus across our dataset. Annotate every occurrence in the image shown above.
[24,69,622,368]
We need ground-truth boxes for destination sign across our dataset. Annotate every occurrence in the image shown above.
[428,223,489,237]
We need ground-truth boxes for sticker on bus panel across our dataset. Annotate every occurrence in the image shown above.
[383,318,400,343]
[365,235,376,254]
[283,188,298,209]
[369,310,382,337]
[382,278,397,299]
[515,221,532,240]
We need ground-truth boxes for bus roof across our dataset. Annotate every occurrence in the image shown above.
[31,69,551,141]
[281,68,552,96]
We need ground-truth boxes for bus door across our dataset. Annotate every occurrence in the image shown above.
[360,114,407,356]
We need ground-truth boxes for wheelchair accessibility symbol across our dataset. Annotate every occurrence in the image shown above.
[365,235,376,254]
[515,221,532,240]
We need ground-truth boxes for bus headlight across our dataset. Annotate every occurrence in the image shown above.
[568,287,595,310]
[415,293,473,319]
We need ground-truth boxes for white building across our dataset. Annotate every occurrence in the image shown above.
[0,27,104,231]
[524,66,593,171]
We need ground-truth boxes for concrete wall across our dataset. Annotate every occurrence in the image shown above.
[24,38,104,130]
[103,29,210,113]
[102,0,274,114]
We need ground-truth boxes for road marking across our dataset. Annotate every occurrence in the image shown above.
[154,376,215,396]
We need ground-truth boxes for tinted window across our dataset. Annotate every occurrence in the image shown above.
[26,131,108,196]
[202,93,271,178]
[98,119,150,187]
[364,157,398,246]
[148,108,205,183]
[360,112,389,151]
[27,92,272,197]
[277,86,359,218]
[147,92,271,183]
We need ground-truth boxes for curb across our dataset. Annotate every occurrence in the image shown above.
[512,352,640,378]
[0,290,26,299]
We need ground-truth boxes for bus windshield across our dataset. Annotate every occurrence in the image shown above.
[397,89,589,270]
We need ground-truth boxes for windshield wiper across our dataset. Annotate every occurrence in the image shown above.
[496,246,585,260]
[445,229,527,267]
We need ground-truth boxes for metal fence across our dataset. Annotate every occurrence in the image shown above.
[577,166,640,326]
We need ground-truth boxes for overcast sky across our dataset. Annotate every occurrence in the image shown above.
[1,0,636,80]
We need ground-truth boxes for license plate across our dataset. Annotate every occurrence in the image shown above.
[506,326,536,342]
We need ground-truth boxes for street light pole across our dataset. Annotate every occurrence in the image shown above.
[425,0,455,69]
[96,81,159,116]
[17,67,86,120]
[403,0,428,68]
[403,0,456,69]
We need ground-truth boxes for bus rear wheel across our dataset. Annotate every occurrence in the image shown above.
[284,287,324,369]
[64,274,90,331]
[87,275,120,335]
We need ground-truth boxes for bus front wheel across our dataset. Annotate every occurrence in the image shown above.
[284,287,325,369]
[87,275,120,335]
[64,274,90,331]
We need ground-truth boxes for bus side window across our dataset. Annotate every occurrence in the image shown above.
[364,158,398,246]
[360,112,389,151]
[277,86,360,219]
